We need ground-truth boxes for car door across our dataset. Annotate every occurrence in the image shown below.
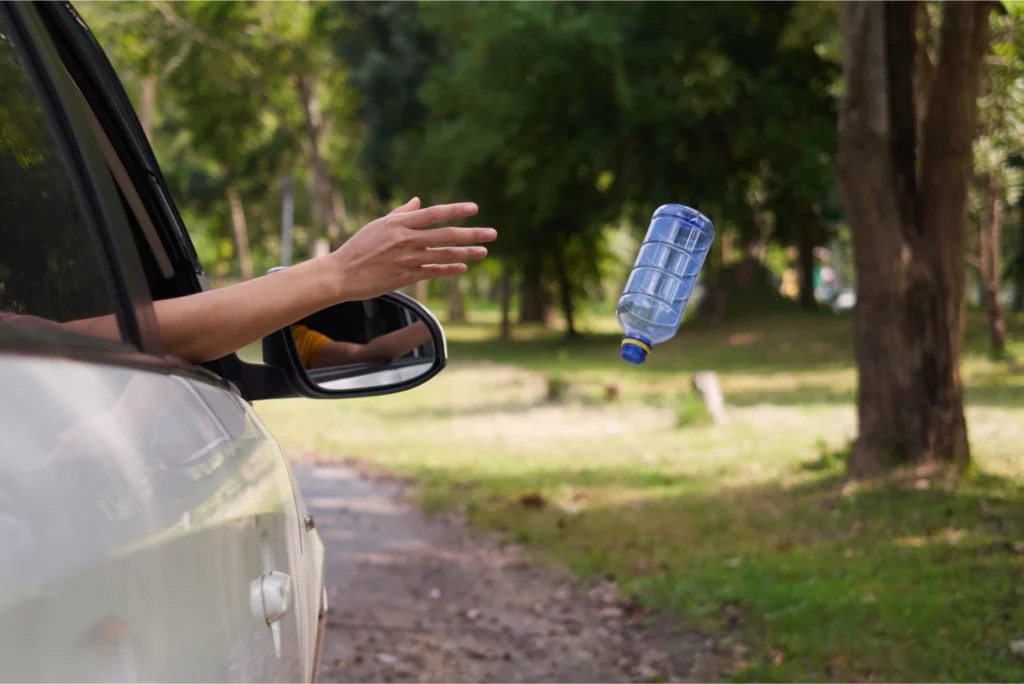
[0,6,310,681]
[32,2,325,680]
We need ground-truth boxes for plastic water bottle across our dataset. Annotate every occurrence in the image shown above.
[617,204,715,364]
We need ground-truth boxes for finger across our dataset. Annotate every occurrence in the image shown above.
[387,197,421,215]
[419,263,468,278]
[419,246,488,265]
[414,226,497,247]
[394,202,479,228]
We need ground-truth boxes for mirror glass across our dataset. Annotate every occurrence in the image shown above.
[288,298,437,392]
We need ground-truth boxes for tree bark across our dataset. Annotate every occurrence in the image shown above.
[140,74,157,142]
[414,280,428,303]
[499,263,512,341]
[837,1,991,478]
[552,238,577,339]
[227,186,253,281]
[447,276,466,323]
[296,74,344,246]
[980,173,1007,353]
[797,218,818,311]
[1015,197,1024,313]
[519,262,549,324]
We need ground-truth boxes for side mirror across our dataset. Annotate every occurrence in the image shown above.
[261,290,448,399]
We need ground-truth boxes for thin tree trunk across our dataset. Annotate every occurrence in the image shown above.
[140,74,156,142]
[914,2,935,143]
[721,231,733,265]
[519,262,549,324]
[296,75,343,245]
[499,263,512,341]
[1015,199,1024,313]
[227,186,253,281]
[552,238,577,339]
[980,173,1007,353]
[414,280,428,303]
[838,1,990,478]
[797,219,818,311]
[280,174,295,267]
[447,276,466,323]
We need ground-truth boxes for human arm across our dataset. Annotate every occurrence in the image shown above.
[310,320,432,368]
[6,198,495,363]
[154,198,493,363]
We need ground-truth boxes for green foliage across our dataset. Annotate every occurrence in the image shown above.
[0,35,48,167]
[675,391,712,428]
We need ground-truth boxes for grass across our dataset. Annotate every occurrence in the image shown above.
[254,305,1024,682]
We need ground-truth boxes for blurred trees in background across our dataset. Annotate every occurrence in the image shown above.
[79,0,1022,477]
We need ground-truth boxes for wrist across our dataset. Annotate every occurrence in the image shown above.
[313,249,350,303]
[294,252,348,309]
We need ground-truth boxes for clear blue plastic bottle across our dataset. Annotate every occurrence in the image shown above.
[617,204,715,364]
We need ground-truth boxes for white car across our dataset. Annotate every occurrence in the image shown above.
[0,2,449,680]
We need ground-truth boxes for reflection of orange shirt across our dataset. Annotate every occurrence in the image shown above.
[292,325,331,368]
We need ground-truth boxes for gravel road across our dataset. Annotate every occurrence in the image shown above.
[293,462,723,683]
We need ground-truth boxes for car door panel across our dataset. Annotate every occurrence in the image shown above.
[0,354,304,681]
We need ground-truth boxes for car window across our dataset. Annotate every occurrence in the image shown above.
[0,21,119,336]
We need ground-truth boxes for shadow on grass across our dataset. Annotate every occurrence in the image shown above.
[448,312,1024,374]
[724,381,1024,409]
[403,462,1024,683]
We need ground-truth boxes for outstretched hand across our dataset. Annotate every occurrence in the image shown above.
[329,197,497,303]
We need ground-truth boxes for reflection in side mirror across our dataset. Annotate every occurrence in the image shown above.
[287,293,445,395]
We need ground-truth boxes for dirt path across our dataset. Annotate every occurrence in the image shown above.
[293,462,723,683]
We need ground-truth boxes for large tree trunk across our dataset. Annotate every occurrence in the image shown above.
[837,1,991,478]
[519,262,549,324]
[227,186,253,281]
[447,276,466,323]
[552,238,577,339]
[980,173,1007,353]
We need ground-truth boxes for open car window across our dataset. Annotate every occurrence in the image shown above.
[0,14,123,340]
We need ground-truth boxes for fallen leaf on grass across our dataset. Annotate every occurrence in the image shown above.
[518,493,548,509]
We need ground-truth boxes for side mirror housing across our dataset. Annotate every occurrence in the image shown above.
[261,290,448,400]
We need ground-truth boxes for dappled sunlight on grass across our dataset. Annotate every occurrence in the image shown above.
[254,309,1024,682]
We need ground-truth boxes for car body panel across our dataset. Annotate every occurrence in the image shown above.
[0,353,323,681]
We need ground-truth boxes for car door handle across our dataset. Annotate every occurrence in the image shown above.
[250,570,292,658]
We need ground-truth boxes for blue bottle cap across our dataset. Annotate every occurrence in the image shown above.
[620,336,652,365]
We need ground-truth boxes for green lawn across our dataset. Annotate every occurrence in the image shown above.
[254,307,1024,682]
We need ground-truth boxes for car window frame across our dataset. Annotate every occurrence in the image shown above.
[1,3,154,353]
[39,1,207,289]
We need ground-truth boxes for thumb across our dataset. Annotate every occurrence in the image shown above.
[387,197,420,215]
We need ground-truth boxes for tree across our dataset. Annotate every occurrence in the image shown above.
[978,172,1006,353]
[837,1,993,477]
[973,2,1024,349]
[401,2,629,338]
